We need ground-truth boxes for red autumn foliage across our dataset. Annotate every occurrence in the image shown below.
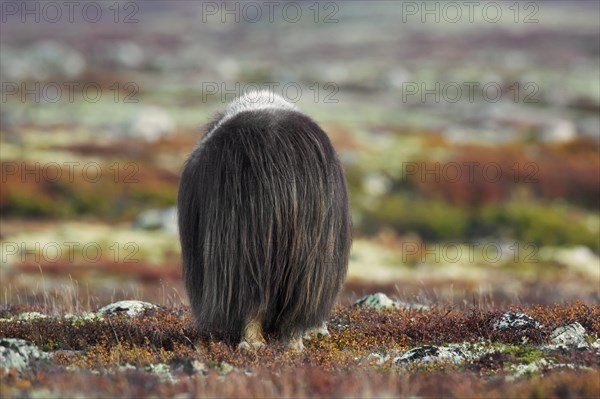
[410,138,600,208]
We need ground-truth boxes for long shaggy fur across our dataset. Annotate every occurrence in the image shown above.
[178,92,351,343]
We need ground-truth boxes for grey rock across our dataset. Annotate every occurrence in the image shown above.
[394,345,464,365]
[97,300,158,317]
[354,293,429,310]
[0,338,50,373]
[445,342,498,361]
[492,312,543,332]
[354,293,398,309]
[547,322,589,350]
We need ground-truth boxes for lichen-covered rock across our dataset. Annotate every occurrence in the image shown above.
[97,300,158,317]
[394,345,464,365]
[547,322,589,350]
[492,312,543,332]
[354,293,429,310]
[0,338,50,373]
[445,342,498,361]
[355,293,398,309]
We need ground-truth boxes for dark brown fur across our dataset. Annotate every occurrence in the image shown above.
[178,101,351,344]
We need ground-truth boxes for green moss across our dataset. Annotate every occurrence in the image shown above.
[501,345,549,365]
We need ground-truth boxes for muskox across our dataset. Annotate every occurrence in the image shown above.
[178,91,351,350]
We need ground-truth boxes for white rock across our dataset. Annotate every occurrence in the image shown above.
[354,293,429,311]
[354,293,398,310]
[97,300,158,317]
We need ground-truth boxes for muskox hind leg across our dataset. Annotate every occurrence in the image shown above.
[237,314,266,351]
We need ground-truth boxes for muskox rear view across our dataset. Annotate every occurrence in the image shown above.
[178,92,351,350]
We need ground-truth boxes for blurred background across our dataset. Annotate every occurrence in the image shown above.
[1,0,598,311]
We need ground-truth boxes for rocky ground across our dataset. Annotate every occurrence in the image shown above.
[1,296,599,398]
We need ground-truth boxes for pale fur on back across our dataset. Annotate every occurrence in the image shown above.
[204,91,298,140]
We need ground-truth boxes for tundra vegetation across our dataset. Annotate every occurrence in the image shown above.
[1,2,599,397]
